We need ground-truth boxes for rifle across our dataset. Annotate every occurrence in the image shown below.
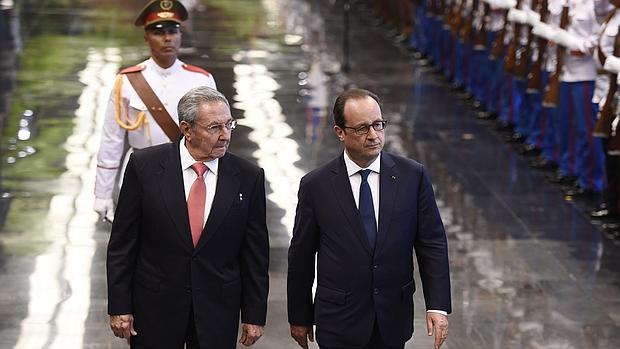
[514,0,539,79]
[490,8,510,59]
[443,0,453,28]
[504,0,524,73]
[459,0,480,42]
[594,25,620,138]
[526,0,549,92]
[473,2,490,50]
[450,0,467,34]
[542,4,569,108]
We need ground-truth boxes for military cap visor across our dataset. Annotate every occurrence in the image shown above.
[145,21,181,31]
[134,0,188,27]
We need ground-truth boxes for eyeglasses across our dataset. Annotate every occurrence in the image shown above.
[342,120,388,135]
[201,119,237,135]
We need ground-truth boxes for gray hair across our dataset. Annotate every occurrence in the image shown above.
[178,86,230,126]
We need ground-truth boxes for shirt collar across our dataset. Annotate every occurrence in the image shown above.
[180,138,219,175]
[343,150,381,177]
[146,58,182,77]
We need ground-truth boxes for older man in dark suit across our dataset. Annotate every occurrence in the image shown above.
[106,86,269,348]
[288,88,451,349]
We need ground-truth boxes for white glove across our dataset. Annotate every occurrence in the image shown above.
[508,8,528,24]
[525,8,541,26]
[94,197,115,222]
[532,21,557,41]
[605,55,620,74]
[486,0,516,9]
[553,28,582,51]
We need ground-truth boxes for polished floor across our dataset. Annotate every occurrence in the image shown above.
[0,0,619,348]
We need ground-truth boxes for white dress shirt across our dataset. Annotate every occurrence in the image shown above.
[180,138,219,227]
[343,150,381,229]
[342,150,447,316]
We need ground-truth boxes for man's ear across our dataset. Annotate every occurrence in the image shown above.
[179,121,192,139]
[334,125,344,141]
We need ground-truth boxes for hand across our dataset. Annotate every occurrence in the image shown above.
[426,312,448,349]
[109,314,137,343]
[290,325,314,349]
[494,0,517,10]
[94,197,115,222]
[507,8,528,24]
[239,323,264,346]
[604,55,620,74]
[525,8,540,26]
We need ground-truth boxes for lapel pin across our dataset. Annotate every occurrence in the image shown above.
[391,175,396,180]
[239,193,243,201]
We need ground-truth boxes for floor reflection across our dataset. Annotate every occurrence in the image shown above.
[232,54,306,246]
[406,56,620,347]
[13,48,118,348]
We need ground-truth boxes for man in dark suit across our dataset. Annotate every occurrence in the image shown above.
[106,86,269,348]
[287,88,451,349]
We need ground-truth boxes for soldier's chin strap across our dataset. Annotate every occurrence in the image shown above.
[114,74,152,143]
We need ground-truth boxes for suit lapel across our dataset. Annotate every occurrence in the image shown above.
[330,156,373,255]
[159,142,194,251]
[195,154,240,251]
[375,152,397,256]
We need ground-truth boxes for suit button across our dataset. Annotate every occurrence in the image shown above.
[374,288,379,295]
[373,265,378,270]
[185,287,191,294]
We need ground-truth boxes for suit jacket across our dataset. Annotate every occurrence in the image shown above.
[287,151,451,347]
[107,141,269,349]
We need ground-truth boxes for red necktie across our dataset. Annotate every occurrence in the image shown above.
[188,163,208,247]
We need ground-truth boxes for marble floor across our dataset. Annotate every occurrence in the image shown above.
[0,0,618,348]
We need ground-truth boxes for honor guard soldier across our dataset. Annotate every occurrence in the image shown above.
[589,0,620,224]
[94,0,217,220]
[551,0,603,196]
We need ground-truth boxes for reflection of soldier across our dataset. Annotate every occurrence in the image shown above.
[94,0,216,221]
[0,4,19,134]
[304,58,329,145]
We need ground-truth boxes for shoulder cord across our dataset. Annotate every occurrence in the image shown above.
[113,74,151,143]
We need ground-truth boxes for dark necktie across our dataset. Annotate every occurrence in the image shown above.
[358,169,377,250]
[188,163,208,247]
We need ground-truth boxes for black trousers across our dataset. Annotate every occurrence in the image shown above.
[130,308,200,349]
[320,318,405,349]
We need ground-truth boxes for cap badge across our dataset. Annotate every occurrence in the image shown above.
[157,11,174,19]
[160,0,173,11]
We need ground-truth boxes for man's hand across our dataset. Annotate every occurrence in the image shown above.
[94,197,115,222]
[426,312,448,349]
[109,314,137,343]
[239,323,264,346]
[290,325,314,349]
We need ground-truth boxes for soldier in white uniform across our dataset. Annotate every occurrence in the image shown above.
[590,1,620,220]
[529,0,603,194]
[553,0,603,195]
[94,0,217,220]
